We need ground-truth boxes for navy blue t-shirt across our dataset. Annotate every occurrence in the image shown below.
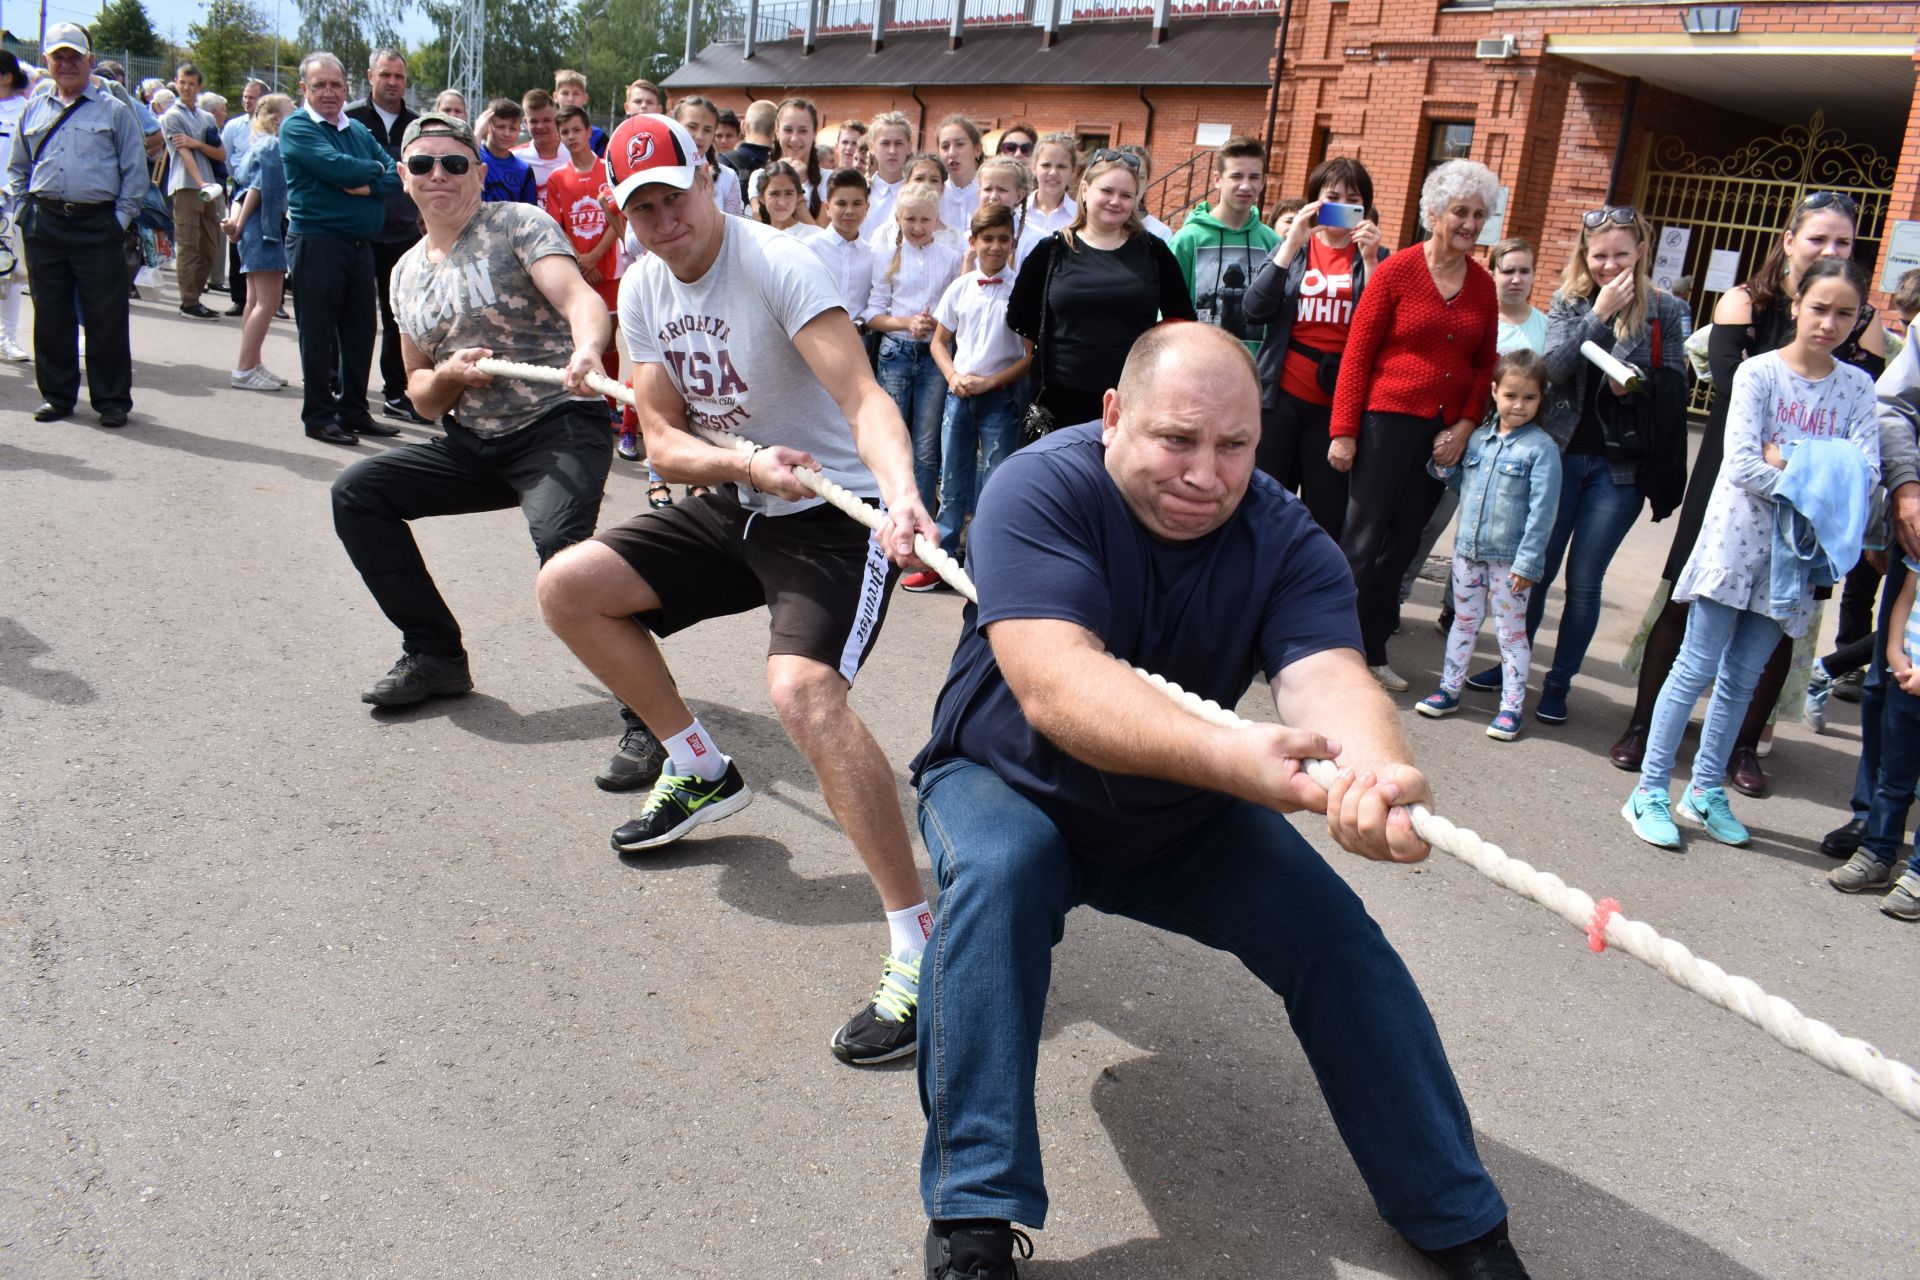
[480,149,537,205]
[911,422,1362,863]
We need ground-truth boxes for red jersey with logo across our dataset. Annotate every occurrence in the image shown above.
[1279,236,1358,406]
[544,158,624,310]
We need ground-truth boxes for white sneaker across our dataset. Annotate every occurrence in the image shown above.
[1370,663,1410,692]
[230,365,281,392]
[260,366,290,386]
[0,337,27,362]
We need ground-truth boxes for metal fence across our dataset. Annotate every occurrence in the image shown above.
[710,0,1278,41]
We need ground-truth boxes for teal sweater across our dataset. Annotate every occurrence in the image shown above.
[280,109,401,239]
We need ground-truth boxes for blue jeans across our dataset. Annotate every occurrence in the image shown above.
[1639,597,1784,795]
[877,335,946,511]
[913,758,1508,1249]
[1850,555,1911,819]
[1862,684,1920,873]
[1527,454,1644,695]
[934,383,1024,551]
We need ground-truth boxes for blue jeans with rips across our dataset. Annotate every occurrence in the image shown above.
[1639,596,1784,795]
[877,335,947,511]
[934,383,1025,551]
[912,757,1508,1250]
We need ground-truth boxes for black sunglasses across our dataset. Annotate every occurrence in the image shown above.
[1799,190,1859,218]
[998,140,1034,155]
[1581,205,1638,229]
[405,152,473,176]
[1090,148,1141,171]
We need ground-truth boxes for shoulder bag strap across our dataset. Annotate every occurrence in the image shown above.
[30,98,88,167]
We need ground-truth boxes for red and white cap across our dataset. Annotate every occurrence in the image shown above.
[605,113,703,207]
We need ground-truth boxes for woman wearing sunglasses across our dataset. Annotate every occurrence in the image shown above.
[995,122,1037,160]
[1610,190,1887,793]
[1456,207,1692,724]
[1007,149,1195,432]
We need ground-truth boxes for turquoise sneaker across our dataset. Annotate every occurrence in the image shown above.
[1678,786,1750,847]
[1622,788,1681,849]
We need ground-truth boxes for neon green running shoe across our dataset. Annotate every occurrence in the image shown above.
[610,759,752,852]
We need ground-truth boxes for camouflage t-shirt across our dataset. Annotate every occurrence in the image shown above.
[391,201,593,438]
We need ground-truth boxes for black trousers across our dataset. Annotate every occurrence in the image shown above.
[330,405,613,658]
[1339,412,1446,665]
[1835,554,1884,647]
[371,235,418,403]
[228,239,246,310]
[1257,393,1348,541]
[290,231,377,430]
[21,202,132,415]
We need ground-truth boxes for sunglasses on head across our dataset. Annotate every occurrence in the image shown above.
[1581,205,1638,229]
[1091,149,1142,171]
[405,152,473,176]
[1799,190,1858,218]
[998,140,1033,155]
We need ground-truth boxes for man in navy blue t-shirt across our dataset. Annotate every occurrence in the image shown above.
[910,324,1525,1279]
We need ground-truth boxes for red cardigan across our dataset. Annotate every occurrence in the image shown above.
[1329,246,1499,438]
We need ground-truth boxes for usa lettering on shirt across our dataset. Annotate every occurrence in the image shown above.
[655,312,753,433]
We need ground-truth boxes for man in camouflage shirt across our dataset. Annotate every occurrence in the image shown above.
[330,112,614,707]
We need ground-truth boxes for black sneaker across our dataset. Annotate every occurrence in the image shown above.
[924,1222,1032,1279]
[596,717,667,792]
[610,759,752,852]
[1417,1220,1531,1279]
[1832,667,1866,703]
[383,396,431,425]
[831,954,919,1065]
[1464,665,1502,692]
[360,652,474,706]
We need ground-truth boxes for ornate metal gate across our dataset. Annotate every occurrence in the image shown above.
[1635,112,1895,408]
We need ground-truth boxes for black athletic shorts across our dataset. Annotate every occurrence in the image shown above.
[594,489,901,683]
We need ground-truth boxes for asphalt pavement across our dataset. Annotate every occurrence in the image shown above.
[4,295,1919,1278]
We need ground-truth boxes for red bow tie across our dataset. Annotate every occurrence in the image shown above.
[977,276,1003,286]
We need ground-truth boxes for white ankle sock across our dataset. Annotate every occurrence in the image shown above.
[663,718,727,781]
[886,902,933,961]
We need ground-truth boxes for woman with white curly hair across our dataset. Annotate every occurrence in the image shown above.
[1330,158,1502,691]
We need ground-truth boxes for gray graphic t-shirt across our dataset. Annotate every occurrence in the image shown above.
[619,216,880,517]
[392,202,591,438]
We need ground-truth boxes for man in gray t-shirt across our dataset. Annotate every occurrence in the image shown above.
[539,114,940,1068]
[159,63,224,316]
[329,112,614,710]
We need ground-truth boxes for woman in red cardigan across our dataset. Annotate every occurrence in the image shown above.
[1330,159,1502,690]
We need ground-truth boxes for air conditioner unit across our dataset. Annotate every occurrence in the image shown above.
[1475,35,1516,60]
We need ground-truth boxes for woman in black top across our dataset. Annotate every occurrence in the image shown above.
[1610,191,1885,792]
[1007,150,1195,431]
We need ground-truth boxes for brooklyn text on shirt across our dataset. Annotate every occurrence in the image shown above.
[655,312,752,432]
[1297,267,1353,325]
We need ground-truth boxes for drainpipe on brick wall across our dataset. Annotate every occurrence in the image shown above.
[1606,77,1641,205]
[1138,84,1155,153]
[910,85,929,144]
[1260,0,1293,177]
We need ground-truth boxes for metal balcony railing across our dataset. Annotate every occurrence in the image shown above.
[708,0,1281,43]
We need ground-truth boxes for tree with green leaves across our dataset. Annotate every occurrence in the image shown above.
[90,0,166,59]
[188,0,270,99]
[292,0,408,92]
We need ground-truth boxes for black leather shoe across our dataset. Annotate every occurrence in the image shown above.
[361,652,474,707]
[1608,725,1647,772]
[98,409,129,429]
[382,396,431,425]
[179,303,220,319]
[1821,816,1867,859]
[223,304,246,316]
[32,402,70,422]
[351,418,403,438]
[1727,745,1768,797]
[305,423,360,446]
[1417,1219,1531,1279]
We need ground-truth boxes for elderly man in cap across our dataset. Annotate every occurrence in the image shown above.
[4,22,146,427]
[328,111,614,708]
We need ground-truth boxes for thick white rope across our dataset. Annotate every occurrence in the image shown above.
[484,357,1920,1122]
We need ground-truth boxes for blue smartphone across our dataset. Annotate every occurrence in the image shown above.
[1318,202,1365,229]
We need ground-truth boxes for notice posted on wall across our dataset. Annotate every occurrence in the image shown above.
[1652,226,1691,292]
[1703,248,1742,294]
[1880,221,1920,294]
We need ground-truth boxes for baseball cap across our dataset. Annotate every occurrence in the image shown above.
[44,22,91,55]
[400,110,479,156]
[605,113,702,207]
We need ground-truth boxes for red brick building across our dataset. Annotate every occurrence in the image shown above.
[666,1,1920,306]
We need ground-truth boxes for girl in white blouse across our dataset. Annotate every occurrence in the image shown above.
[867,187,965,509]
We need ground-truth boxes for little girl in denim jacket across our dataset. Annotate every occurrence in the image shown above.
[1418,350,1563,740]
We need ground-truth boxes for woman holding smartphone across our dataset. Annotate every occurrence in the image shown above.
[1242,157,1384,538]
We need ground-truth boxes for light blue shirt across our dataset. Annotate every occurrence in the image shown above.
[221,115,253,176]
[5,84,148,228]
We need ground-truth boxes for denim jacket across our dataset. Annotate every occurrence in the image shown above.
[233,136,286,244]
[1541,287,1693,485]
[1433,421,1563,583]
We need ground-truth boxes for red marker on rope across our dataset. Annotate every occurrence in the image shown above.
[1587,898,1620,954]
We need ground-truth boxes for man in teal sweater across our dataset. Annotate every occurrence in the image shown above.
[281,50,403,445]
[1168,135,1281,357]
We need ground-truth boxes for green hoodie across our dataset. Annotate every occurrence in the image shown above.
[1168,200,1281,353]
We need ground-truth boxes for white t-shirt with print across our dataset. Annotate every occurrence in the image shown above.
[618,216,880,517]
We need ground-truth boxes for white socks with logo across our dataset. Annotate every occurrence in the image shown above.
[663,718,727,782]
[886,902,934,966]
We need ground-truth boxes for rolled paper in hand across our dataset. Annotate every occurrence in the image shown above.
[1581,341,1643,393]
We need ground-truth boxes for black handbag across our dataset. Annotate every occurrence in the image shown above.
[1287,335,1343,397]
[1021,236,1061,443]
